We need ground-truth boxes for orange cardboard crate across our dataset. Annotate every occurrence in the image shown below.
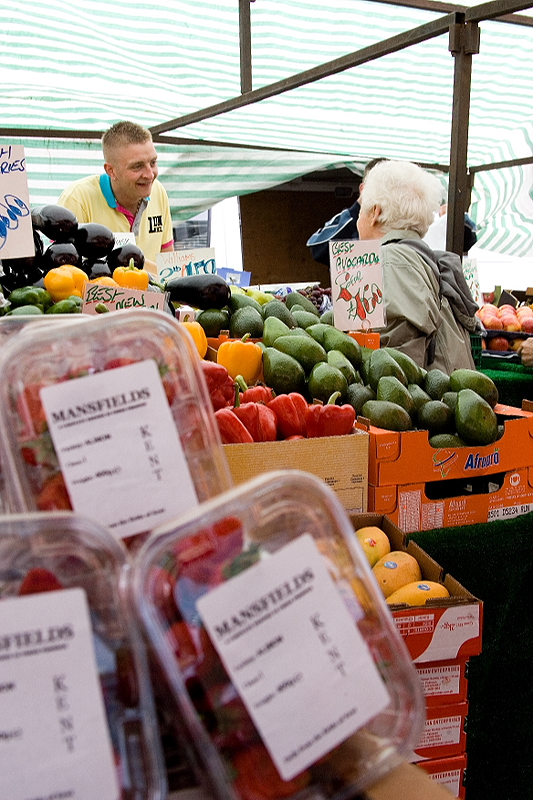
[417,753,467,799]
[350,514,483,664]
[416,658,469,708]
[357,402,533,487]
[410,702,468,762]
[369,465,533,532]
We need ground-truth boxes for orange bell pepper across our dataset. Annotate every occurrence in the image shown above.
[112,259,150,290]
[43,264,88,302]
[181,320,208,358]
[217,335,263,383]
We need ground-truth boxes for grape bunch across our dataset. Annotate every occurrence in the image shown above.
[297,285,332,313]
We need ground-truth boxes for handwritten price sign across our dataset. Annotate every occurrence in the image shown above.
[156,247,216,283]
[329,240,385,331]
[0,145,34,259]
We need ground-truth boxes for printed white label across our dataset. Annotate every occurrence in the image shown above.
[417,663,462,697]
[0,588,119,800]
[197,533,390,780]
[487,502,533,521]
[40,359,199,539]
[417,714,463,749]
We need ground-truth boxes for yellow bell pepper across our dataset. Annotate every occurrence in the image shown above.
[43,264,88,302]
[181,320,208,358]
[88,276,121,287]
[112,260,149,290]
[217,335,263,383]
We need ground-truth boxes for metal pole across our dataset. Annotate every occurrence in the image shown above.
[239,0,253,94]
[446,19,480,255]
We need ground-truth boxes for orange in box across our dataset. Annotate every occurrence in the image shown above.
[350,514,483,664]
[416,658,469,707]
[357,402,533,487]
[417,753,467,799]
[369,465,533,532]
[411,702,468,761]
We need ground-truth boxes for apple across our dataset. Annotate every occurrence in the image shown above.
[508,339,523,351]
[482,315,504,330]
[521,317,533,333]
[498,304,518,315]
[501,315,521,332]
[488,336,510,351]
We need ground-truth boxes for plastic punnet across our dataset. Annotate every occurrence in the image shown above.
[0,309,233,545]
[0,511,167,800]
[130,470,425,800]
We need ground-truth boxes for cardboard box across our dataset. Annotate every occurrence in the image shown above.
[350,514,483,663]
[410,702,468,761]
[224,429,369,512]
[357,402,533,487]
[416,659,469,707]
[417,753,467,799]
[369,465,533,532]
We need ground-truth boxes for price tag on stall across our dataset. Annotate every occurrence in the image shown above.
[81,282,168,315]
[328,240,385,331]
[156,247,216,282]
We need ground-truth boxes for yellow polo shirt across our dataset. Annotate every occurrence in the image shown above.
[57,174,174,263]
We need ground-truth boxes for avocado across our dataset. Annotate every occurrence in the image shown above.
[262,347,306,395]
[455,388,499,445]
[417,400,455,436]
[306,322,335,346]
[229,306,264,338]
[195,307,230,337]
[262,315,292,346]
[322,327,362,369]
[327,349,358,385]
[346,383,376,414]
[262,298,297,328]
[377,376,416,420]
[424,368,451,400]
[320,309,334,325]
[429,433,467,448]
[441,391,459,413]
[308,362,348,404]
[367,349,407,391]
[361,400,413,432]
[382,347,424,386]
[449,368,499,408]
[292,309,323,329]
[229,292,264,315]
[273,335,327,374]
[408,383,432,412]
[284,290,320,316]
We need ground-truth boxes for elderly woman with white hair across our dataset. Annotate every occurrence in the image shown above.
[357,160,478,373]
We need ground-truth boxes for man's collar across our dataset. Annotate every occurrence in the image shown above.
[99,174,151,210]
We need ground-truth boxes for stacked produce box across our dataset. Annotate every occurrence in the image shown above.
[351,514,483,799]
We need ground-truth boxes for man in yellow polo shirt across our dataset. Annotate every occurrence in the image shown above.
[57,121,174,274]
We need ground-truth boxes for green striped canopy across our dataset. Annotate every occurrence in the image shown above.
[2,0,533,255]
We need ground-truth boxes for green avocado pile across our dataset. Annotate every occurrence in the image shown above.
[357,349,500,447]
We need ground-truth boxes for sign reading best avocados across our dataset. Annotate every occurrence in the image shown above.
[328,240,385,332]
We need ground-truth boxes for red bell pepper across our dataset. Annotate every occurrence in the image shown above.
[18,567,63,595]
[233,401,278,442]
[306,391,356,438]
[200,360,235,411]
[240,383,275,404]
[267,392,308,438]
[215,407,254,444]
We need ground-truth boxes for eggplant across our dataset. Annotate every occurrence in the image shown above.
[165,273,231,310]
[31,205,78,242]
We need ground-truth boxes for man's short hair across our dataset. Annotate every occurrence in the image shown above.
[102,121,152,160]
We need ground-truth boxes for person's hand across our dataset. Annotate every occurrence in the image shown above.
[519,337,533,366]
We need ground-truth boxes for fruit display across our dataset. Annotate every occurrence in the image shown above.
[477,301,533,352]
[354,524,450,606]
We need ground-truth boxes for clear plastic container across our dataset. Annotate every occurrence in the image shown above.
[0,309,233,546]
[130,469,426,800]
[0,511,167,800]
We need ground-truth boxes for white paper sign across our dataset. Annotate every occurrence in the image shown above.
[329,240,385,331]
[0,588,120,800]
[156,247,216,282]
[197,534,390,780]
[40,359,199,539]
[0,144,35,260]
[81,282,168,315]
[462,256,482,306]
[112,231,136,248]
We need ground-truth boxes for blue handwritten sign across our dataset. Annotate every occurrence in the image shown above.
[0,145,34,259]
[156,247,216,283]
[329,240,385,331]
